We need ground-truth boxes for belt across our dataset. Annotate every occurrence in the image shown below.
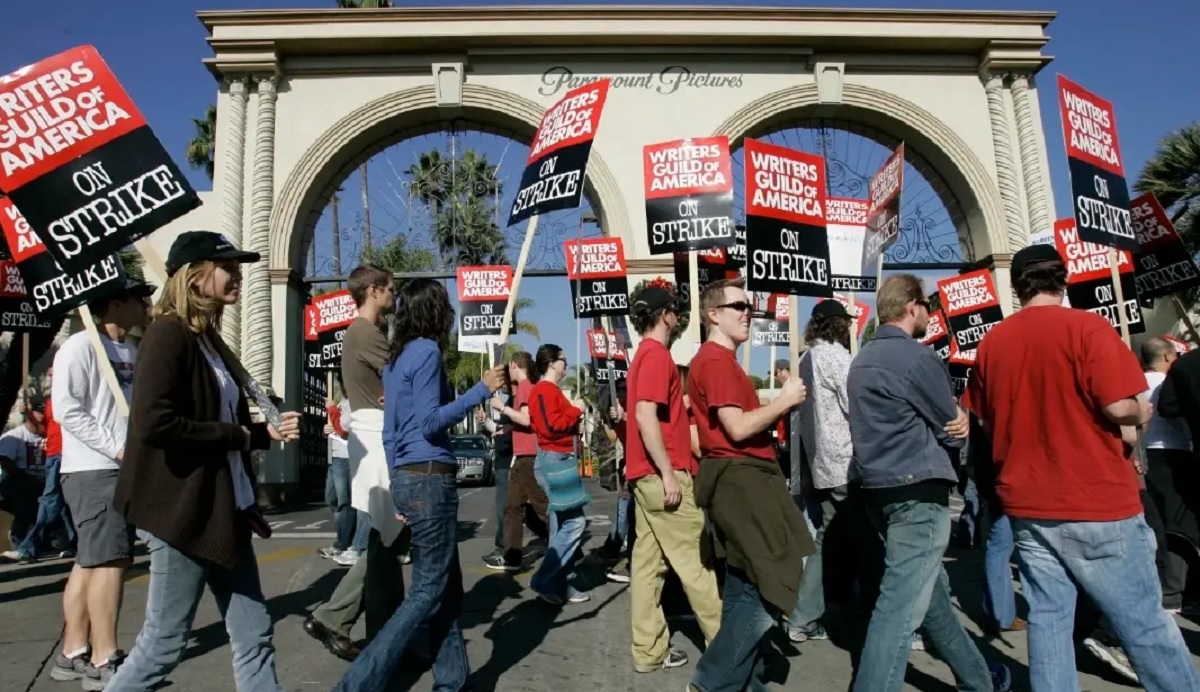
[398,461,457,475]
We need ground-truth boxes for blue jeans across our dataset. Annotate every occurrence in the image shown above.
[325,457,356,551]
[983,513,1017,629]
[608,491,631,548]
[335,468,468,692]
[532,455,586,599]
[853,500,992,692]
[691,567,774,692]
[1013,515,1200,692]
[107,531,280,692]
[790,486,846,628]
[17,454,75,557]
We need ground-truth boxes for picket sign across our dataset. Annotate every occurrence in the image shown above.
[788,296,800,380]
[688,251,701,346]
[599,314,618,413]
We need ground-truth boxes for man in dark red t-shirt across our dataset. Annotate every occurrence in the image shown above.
[965,243,1197,690]
[686,277,811,692]
[624,285,720,673]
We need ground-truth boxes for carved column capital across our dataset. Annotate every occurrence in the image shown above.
[254,73,279,93]
[1010,72,1053,239]
[980,66,1027,306]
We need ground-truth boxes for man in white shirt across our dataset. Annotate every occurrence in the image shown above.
[1141,337,1196,614]
[50,279,151,689]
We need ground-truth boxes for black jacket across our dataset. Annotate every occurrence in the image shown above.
[1157,350,1200,444]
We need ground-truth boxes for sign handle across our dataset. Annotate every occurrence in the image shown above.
[769,344,777,392]
[496,214,540,367]
[688,251,701,347]
[848,290,859,355]
[1171,294,1200,345]
[77,305,130,418]
[20,333,29,396]
[788,296,800,381]
[326,371,333,398]
[1107,247,1131,346]
[600,316,619,416]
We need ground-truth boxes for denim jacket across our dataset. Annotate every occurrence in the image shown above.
[847,324,962,489]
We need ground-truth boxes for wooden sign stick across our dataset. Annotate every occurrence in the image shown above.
[77,305,130,417]
[788,296,800,381]
[495,215,540,368]
[688,251,701,346]
[1107,247,1132,346]
[848,290,859,355]
[1171,294,1200,345]
[20,333,29,396]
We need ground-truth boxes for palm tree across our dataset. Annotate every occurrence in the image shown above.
[330,189,343,276]
[1136,122,1200,241]
[185,105,217,181]
[406,148,506,268]
[358,234,437,274]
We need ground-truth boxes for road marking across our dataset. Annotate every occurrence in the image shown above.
[269,520,294,529]
[268,532,336,539]
[125,545,316,585]
[294,521,329,530]
[459,488,483,498]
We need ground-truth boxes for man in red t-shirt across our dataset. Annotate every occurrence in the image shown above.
[483,351,549,572]
[624,285,721,673]
[686,277,811,692]
[965,243,1197,690]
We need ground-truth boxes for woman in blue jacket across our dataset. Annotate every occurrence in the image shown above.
[335,278,504,692]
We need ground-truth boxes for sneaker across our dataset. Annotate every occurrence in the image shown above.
[1082,632,1139,683]
[636,648,688,673]
[788,622,828,642]
[332,548,360,566]
[82,650,125,691]
[989,662,1012,692]
[567,591,591,604]
[483,554,520,572]
[318,546,341,559]
[400,553,412,565]
[606,565,631,583]
[49,648,91,681]
[537,592,564,606]
[910,633,926,651]
[58,549,75,560]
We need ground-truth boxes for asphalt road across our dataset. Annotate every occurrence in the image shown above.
[1,479,1196,691]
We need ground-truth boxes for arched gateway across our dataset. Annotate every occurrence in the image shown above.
[155,5,1056,496]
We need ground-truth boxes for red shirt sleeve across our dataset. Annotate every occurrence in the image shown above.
[1084,321,1147,408]
[962,356,985,419]
[326,403,347,436]
[514,380,532,411]
[636,346,671,407]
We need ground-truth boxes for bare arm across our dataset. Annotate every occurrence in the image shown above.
[501,404,531,427]
[716,395,793,443]
[1102,397,1148,427]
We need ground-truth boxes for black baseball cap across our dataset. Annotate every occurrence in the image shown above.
[91,278,155,307]
[166,231,261,277]
[1011,243,1063,278]
[812,299,851,319]
[773,358,790,372]
[632,286,678,316]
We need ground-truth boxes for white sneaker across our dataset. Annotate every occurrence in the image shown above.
[333,549,360,566]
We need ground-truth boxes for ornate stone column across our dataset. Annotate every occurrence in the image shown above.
[220,76,249,358]
[1010,73,1053,238]
[981,70,1026,256]
[243,74,277,386]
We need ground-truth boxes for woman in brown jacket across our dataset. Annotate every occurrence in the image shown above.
[107,231,300,692]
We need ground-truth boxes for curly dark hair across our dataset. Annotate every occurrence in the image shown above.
[1013,261,1068,304]
[387,278,455,363]
[804,313,853,349]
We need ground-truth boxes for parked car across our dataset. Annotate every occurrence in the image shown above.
[453,434,493,485]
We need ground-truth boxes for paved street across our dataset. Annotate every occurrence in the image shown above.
[1,479,1197,691]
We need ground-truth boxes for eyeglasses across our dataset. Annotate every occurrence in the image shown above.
[914,298,931,311]
[717,301,753,313]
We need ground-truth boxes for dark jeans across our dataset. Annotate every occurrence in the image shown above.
[17,454,75,557]
[982,512,1018,629]
[691,567,775,692]
[853,500,992,692]
[1146,449,1199,608]
[494,463,508,549]
[335,468,468,692]
[790,485,848,628]
[0,469,42,544]
[325,457,356,552]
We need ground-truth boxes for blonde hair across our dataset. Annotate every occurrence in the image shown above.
[152,261,224,333]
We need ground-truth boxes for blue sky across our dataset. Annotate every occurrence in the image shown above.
[2,0,1197,379]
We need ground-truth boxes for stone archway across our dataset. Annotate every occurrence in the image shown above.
[714,82,1010,263]
[269,83,630,271]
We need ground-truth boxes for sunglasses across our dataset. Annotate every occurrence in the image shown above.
[717,301,753,313]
